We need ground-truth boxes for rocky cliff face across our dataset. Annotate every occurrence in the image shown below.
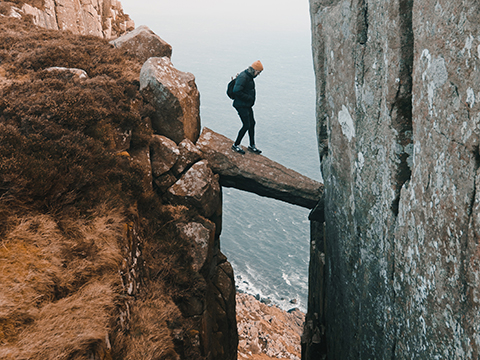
[4,0,134,38]
[307,0,480,358]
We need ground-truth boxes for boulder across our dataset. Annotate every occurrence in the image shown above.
[150,135,180,178]
[166,160,220,218]
[176,219,215,273]
[109,25,172,63]
[196,127,323,209]
[171,138,203,176]
[45,67,88,79]
[139,57,200,144]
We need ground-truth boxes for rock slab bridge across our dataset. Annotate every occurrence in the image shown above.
[197,127,324,210]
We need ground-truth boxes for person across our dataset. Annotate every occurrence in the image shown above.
[231,60,263,155]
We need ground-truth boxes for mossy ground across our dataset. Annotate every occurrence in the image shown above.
[0,16,202,359]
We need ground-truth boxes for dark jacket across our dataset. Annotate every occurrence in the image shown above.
[232,68,255,108]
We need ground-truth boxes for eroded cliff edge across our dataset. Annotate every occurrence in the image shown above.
[307,0,480,358]
[0,13,237,359]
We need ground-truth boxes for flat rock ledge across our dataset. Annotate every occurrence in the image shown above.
[196,127,323,209]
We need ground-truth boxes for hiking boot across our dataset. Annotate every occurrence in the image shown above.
[232,144,245,154]
[248,145,262,154]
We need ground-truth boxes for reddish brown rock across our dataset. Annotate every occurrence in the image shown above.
[150,135,180,178]
[19,0,134,38]
[176,220,214,273]
[171,138,203,176]
[236,292,304,360]
[196,127,323,209]
[166,160,220,218]
[140,57,200,144]
[153,172,177,193]
[203,252,237,360]
[109,25,172,63]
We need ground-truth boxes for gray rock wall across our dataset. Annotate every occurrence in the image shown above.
[308,0,480,358]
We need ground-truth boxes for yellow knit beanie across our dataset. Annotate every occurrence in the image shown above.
[251,60,263,71]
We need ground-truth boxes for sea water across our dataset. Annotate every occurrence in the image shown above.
[120,1,320,312]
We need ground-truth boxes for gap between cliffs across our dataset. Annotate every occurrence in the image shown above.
[390,0,414,217]
[389,1,413,358]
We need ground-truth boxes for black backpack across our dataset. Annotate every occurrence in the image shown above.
[226,76,236,99]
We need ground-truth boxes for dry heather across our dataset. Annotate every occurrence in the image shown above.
[0,16,150,213]
[0,210,123,358]
[0,16,198,360]
[116,282,181,360]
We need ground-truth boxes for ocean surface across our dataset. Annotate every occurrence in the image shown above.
[121,1,321,312]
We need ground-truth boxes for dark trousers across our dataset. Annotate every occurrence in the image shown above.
[234,106,255,146]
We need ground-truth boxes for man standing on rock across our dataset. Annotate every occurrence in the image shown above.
[231,60,263,155]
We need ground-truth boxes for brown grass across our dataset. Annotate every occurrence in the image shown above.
[114,282,181,360]
[0,208,125,358]
[0,16,151,213]
[2,282,116,360]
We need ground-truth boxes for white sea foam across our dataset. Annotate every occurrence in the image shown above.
[282,272,292,286]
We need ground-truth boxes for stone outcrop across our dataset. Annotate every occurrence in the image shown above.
[172,138,203,176]
[140,75,323,359]
[150,134,180,178]
[133,50,236,359]
[307,0,480,358]
[45,66,88,79]
[197,127,323,209]
[140,57,201,144]
[17,0,134,38]
[110,25,172,63]
[301,203,326,360]
[122,140,236,359]
[237,292,304,360]
[166,160,221,219]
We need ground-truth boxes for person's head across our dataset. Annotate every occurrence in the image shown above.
[250,60,263,77]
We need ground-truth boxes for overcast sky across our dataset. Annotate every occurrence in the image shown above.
[119,0,311,36]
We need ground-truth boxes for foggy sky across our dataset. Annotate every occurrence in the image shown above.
[119,0,311,35]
